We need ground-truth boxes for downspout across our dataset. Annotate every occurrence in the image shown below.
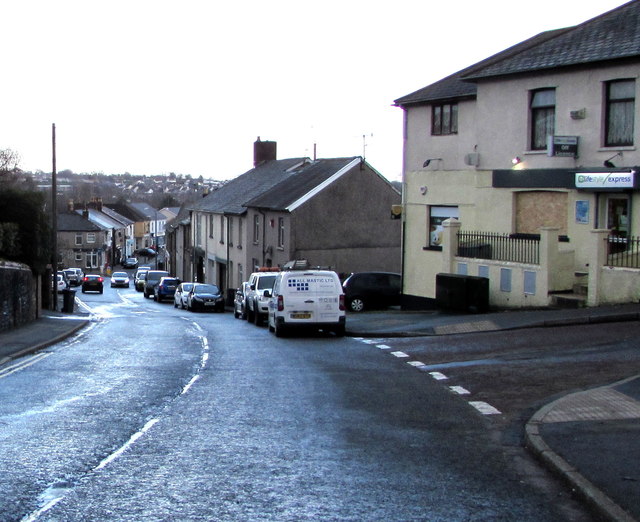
[226,214,230,295]
[400,106,408,310]
[259,209,267,266]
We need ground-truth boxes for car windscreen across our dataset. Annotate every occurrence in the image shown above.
[112,272,127,277]
[195,284,220,294]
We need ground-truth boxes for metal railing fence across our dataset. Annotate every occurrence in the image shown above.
[456,231,540,264]
[606,234,640,268]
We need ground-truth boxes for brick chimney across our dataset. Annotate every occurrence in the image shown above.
[253,137,277,167]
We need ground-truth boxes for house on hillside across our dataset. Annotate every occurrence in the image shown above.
[69,198,134,266]
[57,212,108,272]
[166,139,401,295]
[395,0,640,309]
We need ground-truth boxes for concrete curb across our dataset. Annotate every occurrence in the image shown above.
[346,310,640,338]
[0,319,89,367]
[525,391,636,522]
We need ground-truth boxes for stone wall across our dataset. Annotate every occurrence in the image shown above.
[0,262,37,332]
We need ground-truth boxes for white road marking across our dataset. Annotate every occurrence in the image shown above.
[376,344,391,350]
[390,351,409,358]
[469,401,502,415]
[429,371,448,380]
[95,418,160,470]
[0,353,53,380]
[449,386,470,395]
[407,361,426,368]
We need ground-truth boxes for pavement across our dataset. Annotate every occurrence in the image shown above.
[1,300,639,521]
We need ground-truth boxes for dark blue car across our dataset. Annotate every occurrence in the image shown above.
[154,277,180,302]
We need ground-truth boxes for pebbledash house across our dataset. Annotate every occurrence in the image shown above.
[395,0,640,310]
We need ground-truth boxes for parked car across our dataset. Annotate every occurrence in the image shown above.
[233,282,251,319]
[267,269,346,336]
[246,271,279,325]
[154,277,180,302]
[53,273,68,293]
[186,283,225,312]
[174,282,194,309]
[110,271,130,288]
[143,270,169,298]
[134,269,149,291]
[63,267,84,286]
[122,257,139,269]
[81,274,104,294]
[342,272,402,312]
[135,247,156,257]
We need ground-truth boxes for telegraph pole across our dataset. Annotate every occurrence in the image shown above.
[51,123,58,311]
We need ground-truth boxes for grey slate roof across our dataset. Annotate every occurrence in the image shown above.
[57,212,102,232]
[395,0,640,106]
[394,29,567,106]
[247,157,359,210]
[464,1,640,80]
[191,158,309,215]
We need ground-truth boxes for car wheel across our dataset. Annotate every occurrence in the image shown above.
[254,310,261,325]
[334,324,346,337]
[247,307,254,322]
[274,320,286,338]
[99,289,103,294]
[348,297,365,313]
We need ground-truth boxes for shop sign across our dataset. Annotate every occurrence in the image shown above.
[548,135,579,157]
[575,171,635,188]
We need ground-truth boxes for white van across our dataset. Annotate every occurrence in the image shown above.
[267,269,346,337]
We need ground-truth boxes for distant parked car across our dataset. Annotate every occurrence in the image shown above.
[246,271,279,325]
[135,247,156,257]
[154,277,180,302]
[174,282,194,309]
[81,274,104,294]
[63,267,84,286]
[110,271,130,288]
[342,272,401,312]
[134,269,149,291]
[186,283,225,312]
[53,273,68,293]
[233,282,251,319]
[143,270,169,298]
[122,257,139,269]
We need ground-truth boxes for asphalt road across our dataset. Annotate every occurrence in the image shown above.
[0,282,601,521]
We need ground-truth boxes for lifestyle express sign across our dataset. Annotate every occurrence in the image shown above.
[575,171,635,189]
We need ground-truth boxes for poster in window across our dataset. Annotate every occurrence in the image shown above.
[575,200,589,224]
[429,206,459,246]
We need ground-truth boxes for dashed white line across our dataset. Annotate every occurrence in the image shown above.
[449,386,470,395]
[469,401,502,415]
[390,351,409,358]
[376,344,391,350]
[429,371,449,380]
[407,361,426,368]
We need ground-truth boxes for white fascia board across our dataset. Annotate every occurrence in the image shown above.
[286,157,361,212]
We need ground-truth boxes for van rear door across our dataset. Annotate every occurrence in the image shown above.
[282,272,342,324]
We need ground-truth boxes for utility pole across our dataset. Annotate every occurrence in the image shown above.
[51,123,58,310]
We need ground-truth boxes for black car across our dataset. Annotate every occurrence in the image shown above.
[342,272,401,312]
[122,257,139,269]
[81,274,104,294]
[186,283,225,312]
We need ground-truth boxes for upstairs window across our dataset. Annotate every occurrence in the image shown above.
[278,217,285,248]
[253,215,260,244]
[530,88,555,150]
[431,103,458,135]
[605,79,635,147]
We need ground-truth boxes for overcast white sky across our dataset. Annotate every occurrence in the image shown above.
[0,0,630,182]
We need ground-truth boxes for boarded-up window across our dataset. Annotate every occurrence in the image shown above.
[515,191,567,235]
